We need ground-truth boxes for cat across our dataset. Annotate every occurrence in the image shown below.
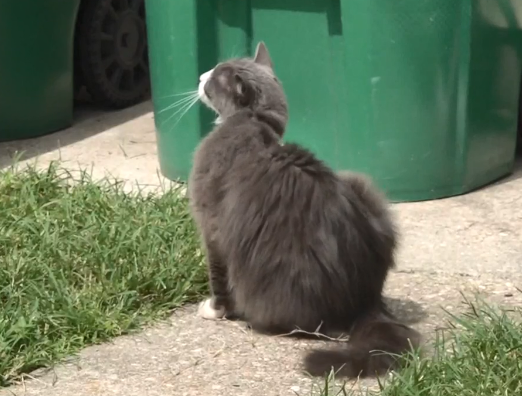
[187,41,421,378]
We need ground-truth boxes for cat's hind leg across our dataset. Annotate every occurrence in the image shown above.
[337,171,388,217]
[337,170,397,257]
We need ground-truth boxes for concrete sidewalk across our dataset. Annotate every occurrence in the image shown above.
[0,101,170,191]
[1,102,521,396]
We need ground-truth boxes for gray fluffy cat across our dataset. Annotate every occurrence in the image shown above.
[188,42,420,378]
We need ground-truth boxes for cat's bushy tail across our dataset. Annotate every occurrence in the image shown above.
[303,308,421,378]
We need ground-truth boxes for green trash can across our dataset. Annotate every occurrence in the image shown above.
[0,0,80,141]
[147,0,522,202]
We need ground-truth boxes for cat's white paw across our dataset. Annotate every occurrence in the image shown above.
[197,298,225,320]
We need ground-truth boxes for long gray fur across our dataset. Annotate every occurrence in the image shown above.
[188,42,420,378]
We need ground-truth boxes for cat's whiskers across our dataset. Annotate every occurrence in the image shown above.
[170,96,200,129]
[158,90,198,100]
[157,98,195,115]
[160,94,200,130]
[158,91,199,114]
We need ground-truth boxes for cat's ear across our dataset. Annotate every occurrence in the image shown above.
[253,41,273,69]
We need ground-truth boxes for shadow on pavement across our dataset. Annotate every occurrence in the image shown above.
[0,100,153,170]
[385,297,429,325]
[488,153,522,188]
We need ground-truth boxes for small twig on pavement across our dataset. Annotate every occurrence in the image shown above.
[19,373,50,388]
[171,341,245,378]
[277,322,350,342]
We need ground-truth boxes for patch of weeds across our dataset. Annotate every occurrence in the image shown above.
[312,298,522,395]
[308,372,352,395]
[378,298,522,395]
[0,163,207,386]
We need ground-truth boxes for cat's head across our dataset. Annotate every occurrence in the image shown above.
[198,42,288,130]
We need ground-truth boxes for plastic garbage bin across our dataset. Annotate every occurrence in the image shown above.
[0,0,81,141]
[147,0,522,202]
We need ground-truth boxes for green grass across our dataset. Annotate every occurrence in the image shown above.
[2,162,522,394]
[381,299,522,396]
[0,163,207,386]
[314,298,522,396]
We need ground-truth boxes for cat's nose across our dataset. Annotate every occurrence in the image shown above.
[199,69,213,82]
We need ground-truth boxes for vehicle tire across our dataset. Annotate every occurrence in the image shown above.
[76,0,150,109]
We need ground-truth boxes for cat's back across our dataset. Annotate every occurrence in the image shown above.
[188,111,281,220]
[192,112,273,173]
[219,138,344,264]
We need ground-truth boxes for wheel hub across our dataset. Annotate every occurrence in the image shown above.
[115,12,145,67]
